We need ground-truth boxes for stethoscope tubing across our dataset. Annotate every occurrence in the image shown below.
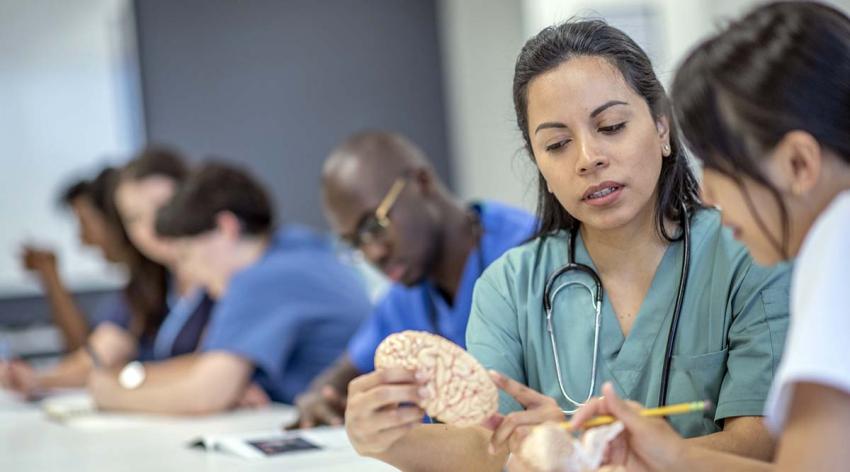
[543,207,690,412]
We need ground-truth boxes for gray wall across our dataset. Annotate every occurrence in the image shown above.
[134,0,453,229]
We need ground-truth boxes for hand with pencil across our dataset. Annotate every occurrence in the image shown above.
[566,382,691,471]
[487,373,704,471]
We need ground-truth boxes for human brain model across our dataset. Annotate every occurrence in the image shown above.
[374,330,498,427]
[515,421,624,472]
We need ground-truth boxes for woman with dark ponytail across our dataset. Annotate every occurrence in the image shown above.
[570,2,850,470]
[343,18,791,470]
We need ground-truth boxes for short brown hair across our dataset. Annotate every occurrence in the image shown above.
[155,161,274,237]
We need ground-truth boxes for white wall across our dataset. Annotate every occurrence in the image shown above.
[0,0,143,297]
[521,0,712,85]
[436,0,538,212]
[522,0,850,84]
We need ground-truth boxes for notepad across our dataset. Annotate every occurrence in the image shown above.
[41,392,97,421]
[189,427,351,460]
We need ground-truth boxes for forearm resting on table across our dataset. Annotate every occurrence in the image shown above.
[95,352,252,415]
[687,416,775,461]
[682,385,850,471]
[368,424,506,472]
[96,376,237,415]
[140,354,200,384]
[675,444,773,472]
[37,349,93,389]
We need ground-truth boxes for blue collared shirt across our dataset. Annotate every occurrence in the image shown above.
[347,201,537,372]
[202,224,371,403]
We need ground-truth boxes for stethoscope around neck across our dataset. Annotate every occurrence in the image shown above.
[543,206,691,414]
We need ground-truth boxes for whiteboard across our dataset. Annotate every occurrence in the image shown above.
[0,0,144,297]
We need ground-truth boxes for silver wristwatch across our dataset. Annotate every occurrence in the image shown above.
[118,361,146,390]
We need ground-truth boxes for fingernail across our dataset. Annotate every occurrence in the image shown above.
[415,371,429,382]
[418,387,430,398]
[487,444,495,455]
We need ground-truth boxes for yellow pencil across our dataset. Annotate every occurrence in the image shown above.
[562,400,711,430]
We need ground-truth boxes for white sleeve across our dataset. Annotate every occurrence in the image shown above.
[764,195,850,434]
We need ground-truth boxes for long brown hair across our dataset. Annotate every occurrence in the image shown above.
[86,166,166,339]
[114,147,189,338]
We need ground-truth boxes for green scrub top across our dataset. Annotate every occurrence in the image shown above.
[466,209,791,437]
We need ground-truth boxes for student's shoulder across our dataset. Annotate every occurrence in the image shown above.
[226,233,324,295]
[373,282,428,313]
[478,200,537,238]
[271,224,334,257]
[228,253,289,292]
[260,225,336,269]
[793,191,850,303]
[799,191,850,264]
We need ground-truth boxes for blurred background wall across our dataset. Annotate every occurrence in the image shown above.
[135,0,452,230]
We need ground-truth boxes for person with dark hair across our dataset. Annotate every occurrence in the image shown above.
[568,2,850,470]
[291,131,536,428]
[2,157,212,397]
[87,161,370,414]
[343,19,792,471]
[18,172,124,350]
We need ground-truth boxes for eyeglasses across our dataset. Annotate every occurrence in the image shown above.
[342,174,409,249]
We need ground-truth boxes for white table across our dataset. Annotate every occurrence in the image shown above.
[0,390,397,472]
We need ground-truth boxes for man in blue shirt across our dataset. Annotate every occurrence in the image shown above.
[293,131,536,427]
[88,162,370,413]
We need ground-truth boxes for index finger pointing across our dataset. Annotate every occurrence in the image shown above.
[489,370,546,407]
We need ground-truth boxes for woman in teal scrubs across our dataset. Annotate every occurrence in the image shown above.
[341,20,790,471]
[567,2,850,471]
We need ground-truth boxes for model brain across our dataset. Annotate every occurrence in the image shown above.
[515,422,624,472]
[374,330,498,427]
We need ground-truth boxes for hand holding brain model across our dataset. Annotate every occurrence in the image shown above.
[374,330,498,426]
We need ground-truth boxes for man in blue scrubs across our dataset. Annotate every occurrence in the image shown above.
[88,162,371,413]
[292,131,536,427]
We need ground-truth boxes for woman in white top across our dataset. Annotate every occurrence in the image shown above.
[568,2,850,470]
